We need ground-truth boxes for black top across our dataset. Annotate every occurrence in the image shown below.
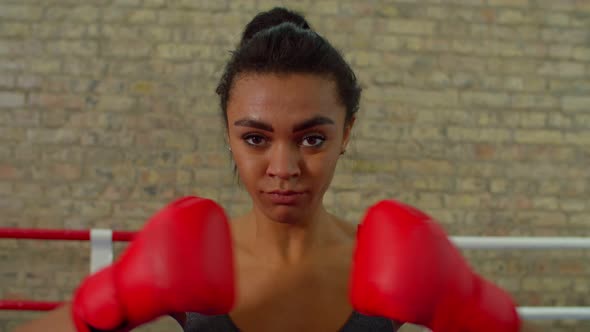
[184,311,401,332]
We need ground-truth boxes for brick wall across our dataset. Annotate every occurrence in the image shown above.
[1,1,589,331]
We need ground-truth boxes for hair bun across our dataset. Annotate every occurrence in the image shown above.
[240,7,311,46]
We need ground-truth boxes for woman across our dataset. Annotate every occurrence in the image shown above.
[16,7,539,332]
[185,7,395,330]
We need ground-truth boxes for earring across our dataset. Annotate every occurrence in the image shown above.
[228,146,232,152]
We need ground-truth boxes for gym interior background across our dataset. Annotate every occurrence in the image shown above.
[0,0,588,331]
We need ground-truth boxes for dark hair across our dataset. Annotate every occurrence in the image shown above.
[216,7,361,128]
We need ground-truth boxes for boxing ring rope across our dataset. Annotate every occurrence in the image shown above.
[452,236,590,250]
[1,228,589,321]
[0,228,136,241]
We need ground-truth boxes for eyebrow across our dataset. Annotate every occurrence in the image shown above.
[233,116,335,133]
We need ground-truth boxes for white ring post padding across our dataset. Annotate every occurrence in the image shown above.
[90,229,113,274]
[518,307,590,320]
[451,236,590,249]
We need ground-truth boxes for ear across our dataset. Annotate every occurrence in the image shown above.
[224,131,231,151]
[341,116,356,152]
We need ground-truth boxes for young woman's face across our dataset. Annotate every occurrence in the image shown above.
[226,73,353,223]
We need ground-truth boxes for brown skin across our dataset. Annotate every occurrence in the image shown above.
[229,214,358,332]
[15,73,541,332]
[225,73,357,331]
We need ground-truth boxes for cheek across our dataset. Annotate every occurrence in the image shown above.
[232,151,264,185]
[307,151,340,180]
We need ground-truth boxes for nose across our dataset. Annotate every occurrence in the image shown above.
[266,143,301,180]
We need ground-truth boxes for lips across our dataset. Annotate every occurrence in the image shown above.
[269,190,302,195]
[264,190,305,205]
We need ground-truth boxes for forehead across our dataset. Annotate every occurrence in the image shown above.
[227,73,345,124]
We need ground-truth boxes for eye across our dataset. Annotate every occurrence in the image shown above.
[243,134,268,147]
[300,134,326,147]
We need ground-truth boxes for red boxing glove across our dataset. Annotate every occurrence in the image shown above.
[350,200,521,332]
[72,196,235,332]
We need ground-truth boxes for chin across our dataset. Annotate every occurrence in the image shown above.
[265,205,308,225]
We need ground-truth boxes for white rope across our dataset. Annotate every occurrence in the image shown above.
[451,236,590,249]
[518,307,590,320]
[90,229,113,273]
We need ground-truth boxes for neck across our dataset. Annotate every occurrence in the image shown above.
[246,205,335,265]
